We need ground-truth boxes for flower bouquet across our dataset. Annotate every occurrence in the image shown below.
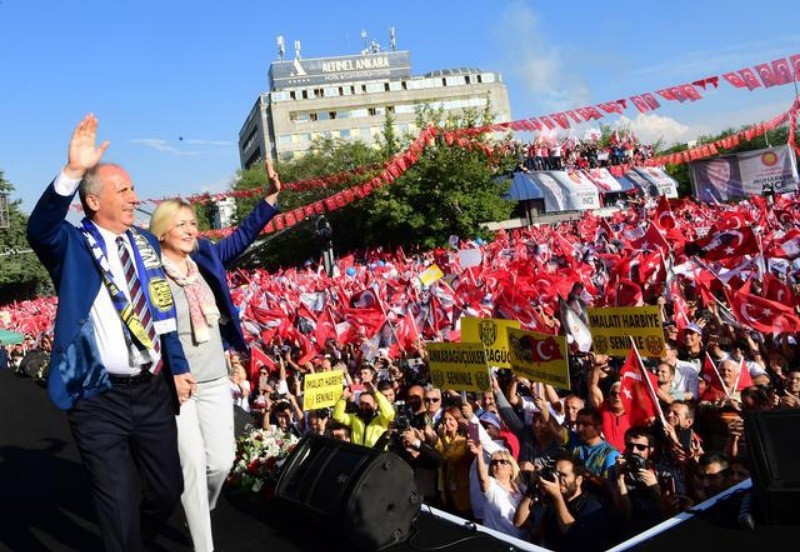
[227,427,299,501]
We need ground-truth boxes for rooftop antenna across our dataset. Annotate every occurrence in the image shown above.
[389,26,396,51]
[277,35,285,61]
[360,29,368,54]
[294,39,302,60]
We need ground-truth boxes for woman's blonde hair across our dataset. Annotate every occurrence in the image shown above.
[149,199,195,242]
[490,449,520,482]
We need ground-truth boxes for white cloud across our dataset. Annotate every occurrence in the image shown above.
[129,138,200,157]
[495,2,590,111]
[614,113,691,146]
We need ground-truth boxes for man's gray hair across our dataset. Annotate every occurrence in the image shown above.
[78,163,123,215]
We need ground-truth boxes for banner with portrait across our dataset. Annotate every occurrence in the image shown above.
[690,145,799,203]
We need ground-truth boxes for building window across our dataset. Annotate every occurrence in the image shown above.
[442,78,447,87]
[290,91,297,100]
[329,111,336,120]
[301,90,308,99]
[402,81,408,90]
[368,107,377,116]
[386,106,395,114]
[340,129,351,138]
[309,112,318,122]
[277,135,292,145]
[476,74,483,83]
[384,83,390,91]
[465,75,471,84]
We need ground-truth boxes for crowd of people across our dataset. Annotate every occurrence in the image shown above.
[513,130,655,173]
[4,114,800,551]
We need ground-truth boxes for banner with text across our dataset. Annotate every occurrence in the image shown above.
[302,369,344,410]
[507,328,570,390]
[427,342,491,393]
[690,145,799,203]
[461,316,521,368]
[587,306,666,358]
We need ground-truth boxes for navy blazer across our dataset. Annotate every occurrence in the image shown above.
[26,182,191,410]
[190,198,279,353]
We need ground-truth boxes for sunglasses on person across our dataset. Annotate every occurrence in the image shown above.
[625,442,649,452]
[423,397,440,403]
[490,458,510,466]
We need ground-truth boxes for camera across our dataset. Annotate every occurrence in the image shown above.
[621,452,651,486]
[394,401,411,432]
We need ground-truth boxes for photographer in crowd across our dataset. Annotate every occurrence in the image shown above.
[515,449,608,551]
[609,426,672,539]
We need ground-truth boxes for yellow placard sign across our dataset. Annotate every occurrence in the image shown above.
[419,263,444,286]
[302,369,344,411]
[587,306,666,358]
[461,316,520,368]
[426,342,491,393]
[507,327,570,390]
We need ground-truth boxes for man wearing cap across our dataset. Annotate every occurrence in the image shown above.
[479,411,520,460]
[679,323,705,373]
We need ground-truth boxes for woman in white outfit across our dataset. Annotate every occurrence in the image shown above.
[149,160,280,551]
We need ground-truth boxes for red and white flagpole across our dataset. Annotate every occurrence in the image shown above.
[629,336,667,427]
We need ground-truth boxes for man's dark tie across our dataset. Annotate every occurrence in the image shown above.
[116,236,163,375]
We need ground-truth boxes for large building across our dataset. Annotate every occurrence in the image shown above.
[238,38,511,168]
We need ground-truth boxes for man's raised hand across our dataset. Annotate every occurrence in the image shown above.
[65,113,109,179]
[264,157,281,206]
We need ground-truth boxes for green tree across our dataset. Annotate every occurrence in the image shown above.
[361,103,512,249]
[0,171,53,303]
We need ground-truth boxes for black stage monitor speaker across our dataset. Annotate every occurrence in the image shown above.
[744,409,800,524]
[275,434,421,550]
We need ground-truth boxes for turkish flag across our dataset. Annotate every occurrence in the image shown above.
[551,113,570,129]
[657,88,677,101]
[654,195,676,230]
[689,226,760,260]
[735,358,754,391]
[539,115,556,130]
[726,287,800,334]
[315,307,339,349]
[630,95,650,113]
[585,106,604,120]
[763,273,799,310]
[395,314,421,352]
[771,58,795,85]
[529,335,565,362]
[754,63,777,87]
[737,68,762,90]
[599,102,624,114]
[249,346,276,381]
[642,93,661,110]
[681,84,702,101]
[768,228,800,258]
[567,110,583,123]
[619,347,660,426]
[700,354,728,402]
[630,222,672,256]
[790,54,800,81]
[669,87,688,102]
[614,278,644,307]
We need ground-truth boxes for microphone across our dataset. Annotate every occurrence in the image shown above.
[738,490,755,530]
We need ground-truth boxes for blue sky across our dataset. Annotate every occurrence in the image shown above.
[2,0,798,216]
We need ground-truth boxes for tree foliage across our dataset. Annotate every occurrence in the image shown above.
[0,171,53,303]
[228,102,514,269]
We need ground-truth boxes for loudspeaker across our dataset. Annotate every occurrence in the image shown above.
[275,434,421,550]
[744,409,800,524]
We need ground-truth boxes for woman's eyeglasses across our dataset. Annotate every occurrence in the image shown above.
[490,458,510,466]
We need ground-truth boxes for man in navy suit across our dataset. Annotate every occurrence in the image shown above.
[27,114,194,551]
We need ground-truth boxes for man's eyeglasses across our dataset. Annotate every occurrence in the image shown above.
[490,459,510,466]
[625,442,649,452]
[423,397,440,403]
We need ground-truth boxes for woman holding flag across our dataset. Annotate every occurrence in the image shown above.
[148,159,281,552]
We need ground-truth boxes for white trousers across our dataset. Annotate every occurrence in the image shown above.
[176,376,236,552]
